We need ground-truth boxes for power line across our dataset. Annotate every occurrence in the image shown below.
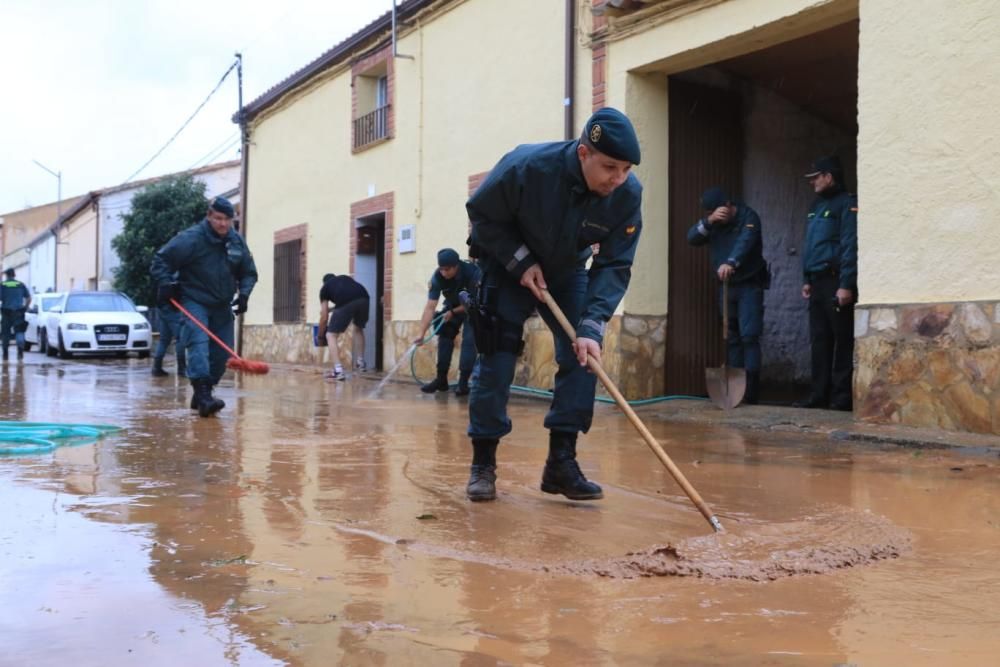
[196,136,241,170]
[187,131,240,170]
[122,59,239,185]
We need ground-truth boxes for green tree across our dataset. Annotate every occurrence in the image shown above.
[112,175,207,306]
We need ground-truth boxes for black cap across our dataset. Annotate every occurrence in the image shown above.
[209,196,236,218]
[582,107,641,165]
[700,187,729,211]
[437,248,460,267]
[3,268,14,278]
[804,156,843,178]
[322,273,336,283]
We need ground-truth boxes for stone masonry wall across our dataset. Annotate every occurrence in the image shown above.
[855,301,1000,435]
[243,313,667,400]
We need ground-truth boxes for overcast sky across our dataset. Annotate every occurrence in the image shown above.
[0,0,387,214]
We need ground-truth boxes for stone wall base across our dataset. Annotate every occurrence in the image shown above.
[855,301,1000,434]
[243,313,667,400]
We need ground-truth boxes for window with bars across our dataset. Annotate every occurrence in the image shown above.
[273,238,303,323]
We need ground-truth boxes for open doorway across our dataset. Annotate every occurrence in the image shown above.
[663,19,859,402]
[354,215,385,370]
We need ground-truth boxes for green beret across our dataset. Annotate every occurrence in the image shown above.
[437,248,460,267]
[582,107,641,165]
[209,196,235,218]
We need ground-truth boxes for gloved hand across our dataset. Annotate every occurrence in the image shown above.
[232,293,249,315]
[157,282,180,307]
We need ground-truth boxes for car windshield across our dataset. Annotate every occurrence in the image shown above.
[41,297,62,312]
[64,294,136,313]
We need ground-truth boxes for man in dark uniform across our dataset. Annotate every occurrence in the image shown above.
[464,107,643,502]
[317,273,370,381]
[413,248,481,396]
[687,187,768,404]
[0,268,31,362]
[151,274,186,378]
[796,156,858,411]
[151,196,258,417]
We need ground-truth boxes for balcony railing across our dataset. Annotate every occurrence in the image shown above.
[353,105,390,149]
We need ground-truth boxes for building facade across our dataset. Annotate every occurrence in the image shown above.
[240,0,1000,435]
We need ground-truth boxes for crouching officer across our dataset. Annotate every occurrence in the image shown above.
[0,268,31,362]
[687,187,768,404]
[464,107,643,502]
[797,156,858,411]
[412,248,481,396]
[150,196,257,417]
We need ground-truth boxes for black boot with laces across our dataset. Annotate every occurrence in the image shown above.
[540,431,603,500]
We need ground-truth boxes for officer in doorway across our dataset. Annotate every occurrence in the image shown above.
[795,156,858,411]
[0,268,31,362]
[464,107,643,503]
[412,248,481,396]
[687,187,768,404]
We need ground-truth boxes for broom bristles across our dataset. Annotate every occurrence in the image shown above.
[226,357,270,374]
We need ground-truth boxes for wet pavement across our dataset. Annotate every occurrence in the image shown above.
[1,354,999,666]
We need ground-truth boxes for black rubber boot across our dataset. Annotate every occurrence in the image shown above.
[176,355,187,378]
[421,376,450,393]
[151,357,168,377]
[17,346,23,361]
[191,379,225,418]
[466,438,498,502]
[454,372,471,397]
[744,370,760,405]
[540,431,603,500]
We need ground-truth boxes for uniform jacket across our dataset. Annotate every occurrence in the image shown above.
[428,260,481,309]
[467,140,643,343]
[686,203,766,284]
[0,279,31,310]
[151,219,258,307]
[803,187,858,291]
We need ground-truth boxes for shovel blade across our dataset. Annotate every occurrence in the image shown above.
[705,366,746,410]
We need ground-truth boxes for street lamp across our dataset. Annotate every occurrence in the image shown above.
[32,159,62,291]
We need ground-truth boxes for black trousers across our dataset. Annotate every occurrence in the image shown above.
[807,274,854,406]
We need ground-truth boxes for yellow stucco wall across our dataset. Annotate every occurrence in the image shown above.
[245,0,566,327]
[858,0,1000,304]
[57,204,97,291]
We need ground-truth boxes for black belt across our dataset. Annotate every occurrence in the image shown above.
[806,266,839,280]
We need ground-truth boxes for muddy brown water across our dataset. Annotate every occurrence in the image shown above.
[1,357,999,665]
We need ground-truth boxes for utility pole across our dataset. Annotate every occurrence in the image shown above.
[235,52,248,355]
[32,159,62,291]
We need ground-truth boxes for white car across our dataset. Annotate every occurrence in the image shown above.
[24,292,65,353]
[44,291,152,359]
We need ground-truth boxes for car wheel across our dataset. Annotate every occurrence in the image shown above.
[58,332,72,359]
[137,351,150,360]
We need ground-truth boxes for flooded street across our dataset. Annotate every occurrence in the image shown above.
[2,357,999,666]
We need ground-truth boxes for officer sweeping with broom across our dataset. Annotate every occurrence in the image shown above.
[151,196,258,417]
[463,107,643,502]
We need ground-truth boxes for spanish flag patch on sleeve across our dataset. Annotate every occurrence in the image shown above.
[625,225,637,236]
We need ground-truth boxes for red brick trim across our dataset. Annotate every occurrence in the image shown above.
[351,45,395,154]
[273,223,308,322]
[349,192,394,320]
[467,171,490,197]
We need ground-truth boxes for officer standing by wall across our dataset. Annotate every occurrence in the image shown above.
[151,197,257,417]
[412,247,481,396]
[464,107,643,502]
[687,187,768,404]
[796,156,858,411]
[0,268,31,362]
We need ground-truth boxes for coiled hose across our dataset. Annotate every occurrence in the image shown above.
[409,314,706,405]
[0,422,122,456]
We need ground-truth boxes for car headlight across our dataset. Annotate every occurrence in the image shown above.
[66,323,88,330]
[133,322,150,330]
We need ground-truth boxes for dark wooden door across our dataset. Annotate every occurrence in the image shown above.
[665,78,743,395]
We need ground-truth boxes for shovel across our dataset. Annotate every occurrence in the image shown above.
[540,289,723,533]
[705,279,745,410]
